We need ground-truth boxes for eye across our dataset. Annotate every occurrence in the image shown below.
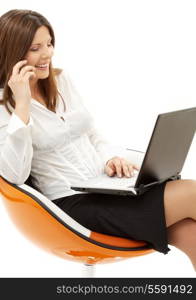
[29,43,53,52]
[30,48,39,52]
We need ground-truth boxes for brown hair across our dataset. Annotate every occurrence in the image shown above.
[0,9,65,114]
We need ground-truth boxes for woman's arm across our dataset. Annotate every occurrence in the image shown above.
[87,125,140,177]
[0,112,33,185]
[87,125,122,166]
[0,60,36,184]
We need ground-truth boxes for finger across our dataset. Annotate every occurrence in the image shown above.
[119,158,130,177]
[128,164,135,176]
[120,158,134,177]
[106,161,116,175]
[122,162,131,177]
[20,65,36,77]
[12,60,27,75]
[105,165,115,177]
[128,164,140,176]
[23,71,36,81]
[113,160,123,177]
[132,164,140,171]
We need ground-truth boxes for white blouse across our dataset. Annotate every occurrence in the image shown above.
[0,71,120,200]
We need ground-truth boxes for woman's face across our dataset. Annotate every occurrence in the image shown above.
[25,25,54,81]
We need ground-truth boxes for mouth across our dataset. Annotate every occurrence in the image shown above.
[35,63,49,71]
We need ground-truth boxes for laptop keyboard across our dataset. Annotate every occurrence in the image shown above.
[93,174,137,188]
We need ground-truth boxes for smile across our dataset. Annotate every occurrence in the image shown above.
[35,64,49,70]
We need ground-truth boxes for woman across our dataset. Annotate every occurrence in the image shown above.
[0,9,196,270]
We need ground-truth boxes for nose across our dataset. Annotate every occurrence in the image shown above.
[41,46,53,59]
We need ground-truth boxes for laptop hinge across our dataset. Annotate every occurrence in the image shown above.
[136,173,181,195]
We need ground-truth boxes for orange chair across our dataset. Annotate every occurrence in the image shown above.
[0,149,154,277]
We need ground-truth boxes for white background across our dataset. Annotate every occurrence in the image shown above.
[0,0,196,277]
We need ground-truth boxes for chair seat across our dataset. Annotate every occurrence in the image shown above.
[0,174,154,265]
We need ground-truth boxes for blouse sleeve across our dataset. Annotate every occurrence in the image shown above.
[86,125,123,165]
[62,71,123,165]
[0,112,34,185]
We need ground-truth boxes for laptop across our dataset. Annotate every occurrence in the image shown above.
[71,107,196,196]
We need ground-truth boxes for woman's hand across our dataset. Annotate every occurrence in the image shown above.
[104,156,140,178]
[8,60,36,105]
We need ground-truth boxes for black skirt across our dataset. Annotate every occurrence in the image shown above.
[53,181,170,254]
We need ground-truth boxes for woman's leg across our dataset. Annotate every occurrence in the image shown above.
[164,179,196,227]
[167,218,196,271]
[164,179,196,270]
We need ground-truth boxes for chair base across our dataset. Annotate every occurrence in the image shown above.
[82,263,96,277]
